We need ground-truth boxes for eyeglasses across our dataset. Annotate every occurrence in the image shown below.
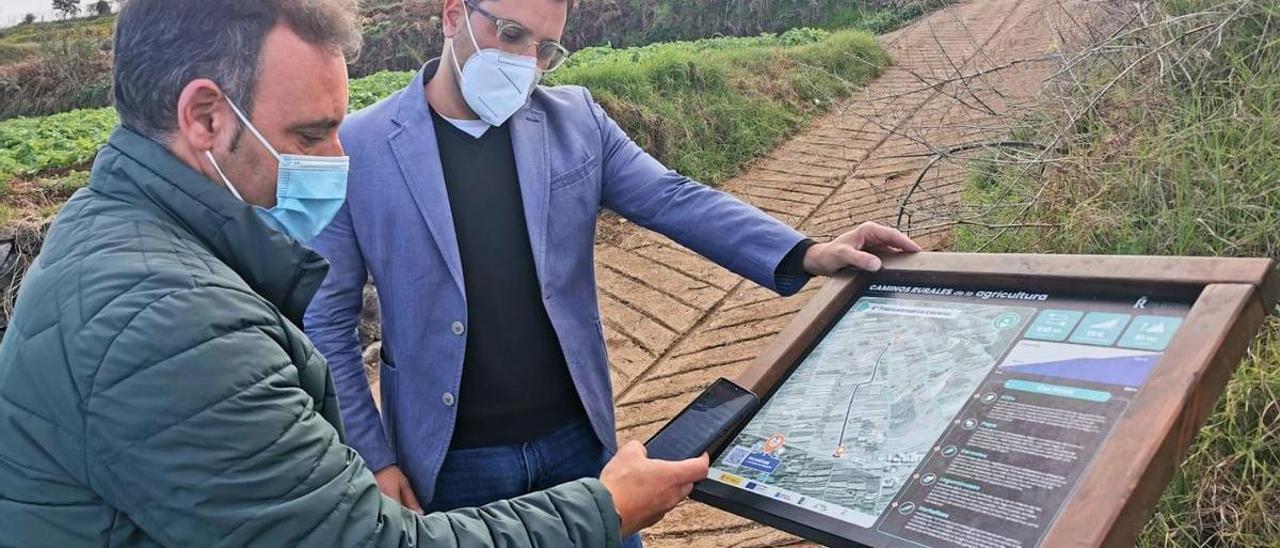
[464,0,571,72]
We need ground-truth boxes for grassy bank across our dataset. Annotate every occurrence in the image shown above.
[0,15,115,120]
[550,29,883,184]
[0,27,884,223]
[955,0,1279,544]
[360,0,911,75]
[0,14,115,61]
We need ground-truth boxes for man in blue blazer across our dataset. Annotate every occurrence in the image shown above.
[305,0,920,539]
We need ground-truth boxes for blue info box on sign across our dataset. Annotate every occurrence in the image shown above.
[741,452,782,474]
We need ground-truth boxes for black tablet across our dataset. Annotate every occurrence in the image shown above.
[692,274,1194,548]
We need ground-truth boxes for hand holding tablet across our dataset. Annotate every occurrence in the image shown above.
[645,378,759,462]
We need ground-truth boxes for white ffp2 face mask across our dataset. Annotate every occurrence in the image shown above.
[449,2,541,126]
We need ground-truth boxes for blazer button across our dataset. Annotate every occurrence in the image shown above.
[442,392,456,407]
[451,321,465,335]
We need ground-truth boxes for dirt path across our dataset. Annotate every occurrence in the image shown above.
[599,0,1099,544]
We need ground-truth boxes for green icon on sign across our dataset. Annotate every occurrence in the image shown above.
[993,312,1022,330]
[1068,312,1132,346]
[855,301,872,313]
[1118,316,1182,351]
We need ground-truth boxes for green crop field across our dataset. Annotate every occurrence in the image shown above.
[0,108,117,181]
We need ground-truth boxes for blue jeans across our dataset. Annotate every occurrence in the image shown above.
[425,419,643,548]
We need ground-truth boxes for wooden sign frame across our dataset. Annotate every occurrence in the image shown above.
[696,252,1279,548]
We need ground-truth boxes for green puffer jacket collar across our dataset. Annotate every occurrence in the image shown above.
[93,126,329,325]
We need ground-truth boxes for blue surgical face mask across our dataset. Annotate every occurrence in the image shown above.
[449,2,541,126]
[204,97,349,244]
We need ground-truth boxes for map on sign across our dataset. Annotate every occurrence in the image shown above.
[710,296,1034,527]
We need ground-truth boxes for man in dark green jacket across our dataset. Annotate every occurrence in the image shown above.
[0,0,707,545]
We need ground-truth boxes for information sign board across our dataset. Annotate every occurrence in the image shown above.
[691,253,1279,548]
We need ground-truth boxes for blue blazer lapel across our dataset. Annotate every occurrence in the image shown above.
[389,66,466,297]
[510,107,550,281]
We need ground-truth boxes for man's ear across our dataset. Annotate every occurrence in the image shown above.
[175,79,232,154]
[441,0,466,39]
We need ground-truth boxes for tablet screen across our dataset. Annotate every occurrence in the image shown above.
[647,378,758,461]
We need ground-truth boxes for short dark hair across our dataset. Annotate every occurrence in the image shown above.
[113,0,362,141]
[487,0,575,16]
